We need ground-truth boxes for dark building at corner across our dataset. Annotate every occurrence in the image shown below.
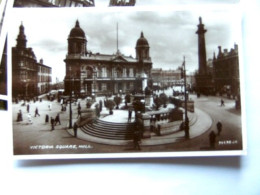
[64,20,152,97]
[213,44,240,98]
[109,0,135,6]
[195,17,214,95]
[12,23,52,99]
[14,0,95,7]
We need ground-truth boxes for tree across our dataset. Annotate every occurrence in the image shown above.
[105,100,115,115]
[159,93,168,108]
[114,96,122,109]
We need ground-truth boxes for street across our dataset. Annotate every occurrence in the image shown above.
[12,92,243,156]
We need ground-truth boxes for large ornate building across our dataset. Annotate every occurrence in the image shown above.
[213,44,240,97]
[12,23,52,98]
[13,0,95,7]
[64,20,152,97]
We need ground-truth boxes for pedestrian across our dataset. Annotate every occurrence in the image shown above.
[73,122,78,137]
[220,99,225,106]
[99,100,103,112]
[26,103,30,113]
[50,117,55,130]
[34,107,40,117]
[209,130,216,149]
[133,130,141,150]
[17,110,23,122]
[54,113,61,125]
[77,109,81,118]
[128,108,132,122]
[45,114,49,124]
[216,121,222,135]
[78,102,81,111]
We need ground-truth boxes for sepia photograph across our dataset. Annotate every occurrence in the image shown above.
[9,6,245,158]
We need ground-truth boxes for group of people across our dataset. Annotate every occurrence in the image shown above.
[16,104,41,124]
[45,113,61,131]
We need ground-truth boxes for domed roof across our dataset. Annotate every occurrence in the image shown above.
[17,23,26,41]
[136,32,149,47]
[69,20,85,38]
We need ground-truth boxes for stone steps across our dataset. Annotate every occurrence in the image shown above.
[80,119,136,140]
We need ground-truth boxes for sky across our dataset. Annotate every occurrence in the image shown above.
[8,5,242,83]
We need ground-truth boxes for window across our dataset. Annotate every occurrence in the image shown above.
[102,67,107,77]
[129,68,134,77]
[19,61,24,67]
[130,82,134,89]
[102,83,107,91]
[123,68,127,77]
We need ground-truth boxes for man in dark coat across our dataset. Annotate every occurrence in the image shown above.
[27,104,30,113]
[51,117,55,130]
[128,108,132,122]
[45,114,49,124]
[55,113,61,125]
[34,107,40,117]
[216,121,222,135]
[209,131,216,149]
[73,122,78,137]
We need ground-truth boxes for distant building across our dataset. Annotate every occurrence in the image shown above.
[37,59,53,95]
[213,44,240,97]
[109,0,135,6]
[151,68,182,89]
[12,23,52,98]
[13,0,95,7]
[64,20,152,97]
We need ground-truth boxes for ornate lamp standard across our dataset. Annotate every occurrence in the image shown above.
[183,56,190,139]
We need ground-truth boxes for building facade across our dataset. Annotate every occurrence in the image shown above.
[64,20,152,97]
[213,44,240,97]
[14,0,95,7]
[151,68,182,89]
[12,23,52,98]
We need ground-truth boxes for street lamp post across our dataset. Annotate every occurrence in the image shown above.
[92,68,97,101]
[69,67,73,129]
[183,56,190,139]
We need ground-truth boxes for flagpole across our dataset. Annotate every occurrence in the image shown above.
[117,22,118,52]
[183,56,190,139]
